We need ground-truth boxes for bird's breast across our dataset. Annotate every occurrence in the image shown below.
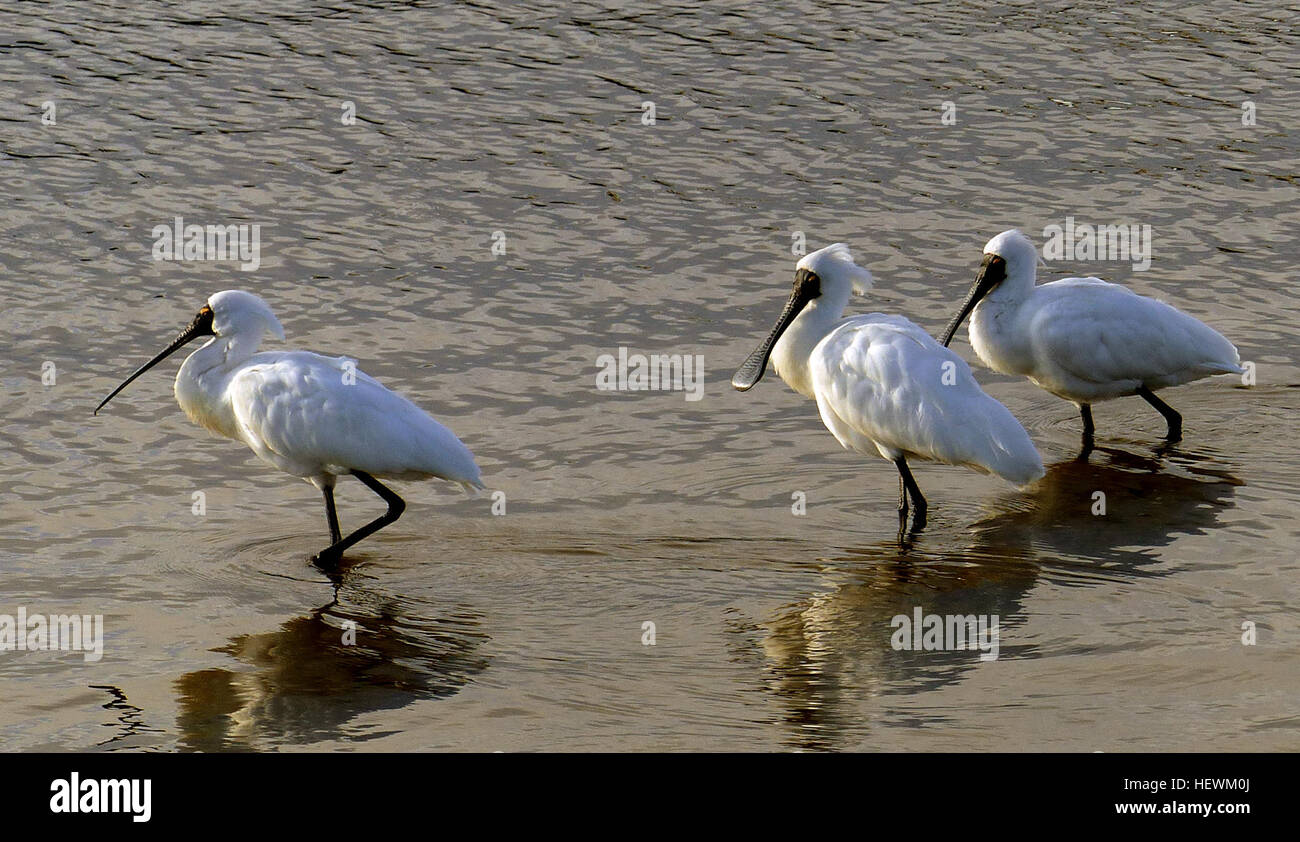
[970,301,1030,377]
[174,356,241,441]
[771,320,830,400]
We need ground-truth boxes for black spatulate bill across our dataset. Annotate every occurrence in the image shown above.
[94,304,217,415]
[940,253,1006,348]
[732,270,819,391]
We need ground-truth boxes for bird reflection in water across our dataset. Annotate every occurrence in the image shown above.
[91,684,165,750]
[174,562,489,751]
[740,444,1241,751]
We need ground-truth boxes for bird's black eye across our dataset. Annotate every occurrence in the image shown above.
[191,304,216,335]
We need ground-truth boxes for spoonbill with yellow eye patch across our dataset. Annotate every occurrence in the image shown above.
[95,290,483,565]
[733,243,1044,533]
[940,230,1244,445]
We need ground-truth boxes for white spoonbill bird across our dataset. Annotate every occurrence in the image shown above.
[940,230,1244,443]
[732,243,1044,531]
[95,290,483,565]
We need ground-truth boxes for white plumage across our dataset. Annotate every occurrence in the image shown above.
[198,353,481,488]
[942,230,1243,441]
[734,243,1044,531]
[809,314,1044,486]
[97,290,481,564]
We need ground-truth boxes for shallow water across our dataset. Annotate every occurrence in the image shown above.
[2,0,1298,751]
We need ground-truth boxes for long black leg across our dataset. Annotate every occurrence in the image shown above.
[322,483,342,544]
[896,471,908,528]
[1077,403,1096,460]
[894,456,927,532]
[1137,386,1181,441]
[311,470,406,564]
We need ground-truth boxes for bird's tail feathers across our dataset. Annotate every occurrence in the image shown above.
[1002,457,1046,489]
[969,404,1045,488]
[973,435,1044,488]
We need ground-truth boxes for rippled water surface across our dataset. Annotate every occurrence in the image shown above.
[2,0,1298,751]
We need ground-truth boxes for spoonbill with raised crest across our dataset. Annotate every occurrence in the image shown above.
[940,229,1244,444]
[95,290,483,565]
[732,243,1044,532]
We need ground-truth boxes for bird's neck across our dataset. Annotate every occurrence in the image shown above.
[986,264,1037,307]
[770,294,845,399]
[971,282,1035,377]
[173,334,262,439]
